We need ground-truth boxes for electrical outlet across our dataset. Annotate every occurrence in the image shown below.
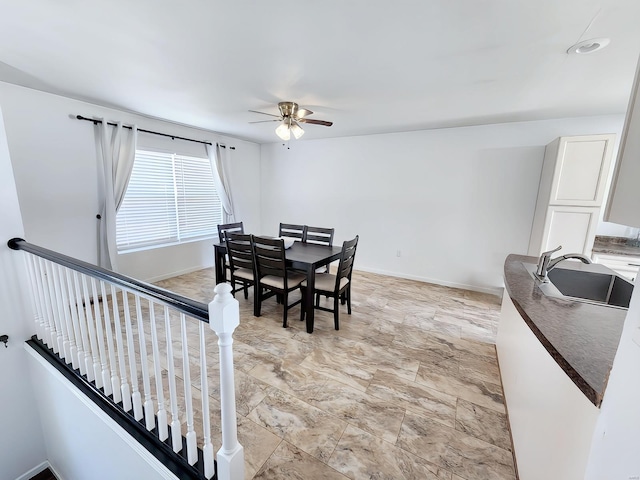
[396,250,401,257]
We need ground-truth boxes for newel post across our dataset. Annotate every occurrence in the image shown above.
[209,283,244,480]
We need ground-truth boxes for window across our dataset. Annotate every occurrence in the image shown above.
[116,150,223,252]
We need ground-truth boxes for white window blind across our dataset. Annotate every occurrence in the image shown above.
[116,150,223,252]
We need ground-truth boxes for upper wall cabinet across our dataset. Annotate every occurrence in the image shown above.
[548,135,616,206]
[605,56,640,228]
[528,134,615,257]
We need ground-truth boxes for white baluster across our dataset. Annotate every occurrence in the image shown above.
[180,313,197,465]
[24,254,45,341]
[100,281,121,403]
[122,290,143,419]
[91,278,111,395]
[81,275,102,385]
[199,321,214,479]
[209,283,244,480]
[165,306,182,453]
[51,264,72,361]
[34,257,53,346]
[65,269,85,374]
[72,271,92,378]
[135,296,155,431]
[110,285,132,412]
[45,261,65,356]
[57,266,79,369]
[149,301,168,440]
[41,259,58,350]
[23,252,44,340]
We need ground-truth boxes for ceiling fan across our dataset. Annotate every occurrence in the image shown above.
[249,102,333,140]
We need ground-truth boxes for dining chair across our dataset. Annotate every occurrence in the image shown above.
[217,221,244,280]
[278,223,306,241]
[303,226,335,273]
[303,226,334,246]
[300,235,359,330]
[252,235,305,328]
[218,221,244,242]
[225,233,255,300]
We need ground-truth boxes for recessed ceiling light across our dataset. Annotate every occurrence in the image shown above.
[567,38,611,55]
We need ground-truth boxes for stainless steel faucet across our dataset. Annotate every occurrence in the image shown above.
[535,245,592,281]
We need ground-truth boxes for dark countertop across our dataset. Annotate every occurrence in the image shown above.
[503,254,627,406]
[592,236,640,257]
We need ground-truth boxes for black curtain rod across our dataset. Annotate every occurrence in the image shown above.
[75,115,235,149]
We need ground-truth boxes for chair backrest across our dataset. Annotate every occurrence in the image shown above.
[225,233,254,274]
[278,223,306,240]
[252,235,287,280]
[218,221,244,243]
[303,226,334,246]
[335,235,359,288]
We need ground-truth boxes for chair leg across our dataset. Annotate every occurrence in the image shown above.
[243,282,249,299]
[230,278,236,298]
[282,291,288,328]
[254,283,261,317]
[300,287,306,321]
[333,295,340,330]
[347,286,352,315]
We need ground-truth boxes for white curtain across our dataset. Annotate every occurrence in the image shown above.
[96,120,137,271]
[206,143,235,222]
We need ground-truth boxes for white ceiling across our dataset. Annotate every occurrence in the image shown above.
[1,0,640,144]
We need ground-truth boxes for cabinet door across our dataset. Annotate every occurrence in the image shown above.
[540,206,600,257]
[549,135,615,207]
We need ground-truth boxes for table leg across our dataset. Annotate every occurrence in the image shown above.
[304,267,315,333]
[214,245,225,285]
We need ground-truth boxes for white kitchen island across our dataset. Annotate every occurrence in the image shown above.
[496,254,628,480]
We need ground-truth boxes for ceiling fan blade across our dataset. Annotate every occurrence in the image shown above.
[248,109,281,118]
[298,118,333,127]
[296,108,313,118]
[249,119,282,124]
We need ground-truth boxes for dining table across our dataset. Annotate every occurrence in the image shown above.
[213,240,343,333]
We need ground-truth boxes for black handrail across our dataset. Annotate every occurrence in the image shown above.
[8,238,209,323]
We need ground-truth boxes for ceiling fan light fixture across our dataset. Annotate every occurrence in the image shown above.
[275,121,290,141]
[290,120,305,139]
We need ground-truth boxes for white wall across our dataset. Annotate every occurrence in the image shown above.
[260,115,625,293]
[0,82,262,282]
[27,349,179,480]
[585,273,640,479]
[0,107,47,479]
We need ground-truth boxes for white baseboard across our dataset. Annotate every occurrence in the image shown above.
[15,461,52,480]
[142,264,211,283]
[355,265,504,297]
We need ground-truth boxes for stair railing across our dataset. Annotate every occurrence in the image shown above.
[8,238,244,480]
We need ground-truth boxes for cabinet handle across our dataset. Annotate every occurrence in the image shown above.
[628,263,640,267]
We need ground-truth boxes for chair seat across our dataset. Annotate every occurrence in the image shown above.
[303,274,348,292]
[233,267,254,281]
[261,272,305,290]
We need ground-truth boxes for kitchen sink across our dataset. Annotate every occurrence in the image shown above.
[523,262,634,309]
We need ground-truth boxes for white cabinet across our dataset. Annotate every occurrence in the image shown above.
[605,55,640,228]
[528,134,616,257]
[541,206,600,256]
[592,253,640,281]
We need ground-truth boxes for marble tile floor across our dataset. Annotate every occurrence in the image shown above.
[154,268,515,480]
